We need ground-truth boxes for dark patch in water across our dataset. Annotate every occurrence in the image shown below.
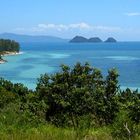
[21,57,48,64]
[15,65,34,71]
[21,58,41,62]
[0,70,20,78]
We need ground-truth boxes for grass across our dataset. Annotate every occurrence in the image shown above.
[0,104,139,140]
[0,124,114,140]
[1,124,140,140]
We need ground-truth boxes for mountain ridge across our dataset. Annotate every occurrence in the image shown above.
[0,33,68,43]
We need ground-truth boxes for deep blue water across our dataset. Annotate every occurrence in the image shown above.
[0,42,140,90]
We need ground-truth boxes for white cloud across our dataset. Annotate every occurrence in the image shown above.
[38,23,68,31]
[69,22,91,29]
[124,12,140,16]
[13,22,122,34]
[37,22,91,31]
[36,22,121,32]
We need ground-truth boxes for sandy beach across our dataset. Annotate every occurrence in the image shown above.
[0,51,22,64]
[0,60,6,64]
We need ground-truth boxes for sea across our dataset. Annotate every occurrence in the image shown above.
[0,42,140,90]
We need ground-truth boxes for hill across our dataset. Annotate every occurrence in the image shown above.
[0,33,67,43]
[105,37,117,43]
[69,36,88,43]
[88,37,103,43]
[70,36,116,43]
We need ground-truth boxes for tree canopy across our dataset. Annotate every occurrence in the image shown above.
[0,63,140,139]
[0,39,20,53]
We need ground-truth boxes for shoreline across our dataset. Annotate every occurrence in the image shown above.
[0,51,22,64]
[0,59,7,64]
[0,58,7,64]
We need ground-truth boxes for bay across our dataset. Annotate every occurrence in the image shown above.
[0,42,140,90]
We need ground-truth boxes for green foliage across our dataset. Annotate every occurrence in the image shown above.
[111,110,140,140]
[0,39,20,53]
[0,78,32,96]
[36,63,119,127]
[0,62,140,139]
[0,87,16,108]
[118,88,140,124]
[128,99,140,124]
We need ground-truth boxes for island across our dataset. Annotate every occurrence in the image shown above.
[70,36,117,43]
[88,37,103,43]
[69,36,88,43]
[105,37,117,43]
[0,39,20,64]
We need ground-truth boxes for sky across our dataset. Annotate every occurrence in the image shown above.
[0,0,140,41]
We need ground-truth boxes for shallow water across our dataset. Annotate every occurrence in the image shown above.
[0,42,140,90]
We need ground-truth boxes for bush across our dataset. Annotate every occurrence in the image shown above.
[36,63,119,127]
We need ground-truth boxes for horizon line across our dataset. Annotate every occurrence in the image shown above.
[0,32,140,42]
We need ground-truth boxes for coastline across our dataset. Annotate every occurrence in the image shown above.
[0,51,22,64]
[0,59,7,64]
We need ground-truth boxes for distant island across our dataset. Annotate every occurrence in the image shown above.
[88,37,103,43]
[0,39,20,64]
[105,37,117,43]
[70,36,117,43]
[0,33,117,43]
[69,36,88,43]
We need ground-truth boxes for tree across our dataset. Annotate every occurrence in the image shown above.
[0,39,20,53]
[102,68,119,124]
[36,63,120,127]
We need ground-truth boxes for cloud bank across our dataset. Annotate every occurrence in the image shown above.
[14,22,121,33]
[12,22,140,41]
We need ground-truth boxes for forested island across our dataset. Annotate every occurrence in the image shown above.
[105,37,117,43]
[0,39,20,63]
[0,62,140,140]
[70,36,117,43]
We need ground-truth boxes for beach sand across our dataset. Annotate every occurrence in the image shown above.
[0,51,22,64]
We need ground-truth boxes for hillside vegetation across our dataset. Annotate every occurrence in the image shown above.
[0,39,20,53]
[0,63,140,140]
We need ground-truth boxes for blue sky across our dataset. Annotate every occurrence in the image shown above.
[0,0,140,40]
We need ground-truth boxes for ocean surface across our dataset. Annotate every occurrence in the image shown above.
[0,42,140,90]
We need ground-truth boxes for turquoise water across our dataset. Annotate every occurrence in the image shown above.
[0,42,140,90]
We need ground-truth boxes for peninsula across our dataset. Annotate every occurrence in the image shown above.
[0,39,20,64]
